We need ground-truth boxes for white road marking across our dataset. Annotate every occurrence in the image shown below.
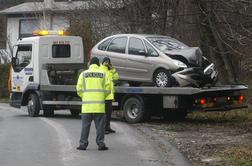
[40,117,75,166]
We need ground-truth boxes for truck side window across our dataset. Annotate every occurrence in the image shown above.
[13,45,32,72]
[52,44,70,58]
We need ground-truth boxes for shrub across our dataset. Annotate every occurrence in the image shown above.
[0,63,10,98]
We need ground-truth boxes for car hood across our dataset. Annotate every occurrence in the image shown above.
[163,47,203,67]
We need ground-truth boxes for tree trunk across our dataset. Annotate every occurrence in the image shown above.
[196,0,237,83]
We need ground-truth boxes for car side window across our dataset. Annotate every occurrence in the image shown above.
[144,40,159,57]
[107,37,127,53]
[128,37,146,56]
[98,37,113,51]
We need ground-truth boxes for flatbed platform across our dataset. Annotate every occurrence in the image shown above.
[40,84,248,95]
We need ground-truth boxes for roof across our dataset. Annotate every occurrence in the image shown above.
[0,0,125,15]
[0,1,90,15]
[108,34,172,39]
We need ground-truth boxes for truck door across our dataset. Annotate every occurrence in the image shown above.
[11,44,33,93]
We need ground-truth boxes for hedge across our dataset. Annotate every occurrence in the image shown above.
[0,63,10,98]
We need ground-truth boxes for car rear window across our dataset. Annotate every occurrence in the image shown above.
[107,37,127,53]
[98,37,113,51]
[52,44,71,58]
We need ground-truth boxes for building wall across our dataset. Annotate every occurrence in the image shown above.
[6,15,70,53]
[6,17,20,49]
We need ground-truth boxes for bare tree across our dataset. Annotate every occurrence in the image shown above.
[194,0,252,82]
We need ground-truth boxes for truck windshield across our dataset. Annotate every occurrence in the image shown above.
[13,45,32,72]
[147,37,188,52]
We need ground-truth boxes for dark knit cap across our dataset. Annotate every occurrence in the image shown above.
[102,57,111,64]
[90,57,100,66]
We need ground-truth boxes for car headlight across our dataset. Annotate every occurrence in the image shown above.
[172,59,187,68]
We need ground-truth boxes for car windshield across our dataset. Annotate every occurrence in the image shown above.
[147,37,188,52]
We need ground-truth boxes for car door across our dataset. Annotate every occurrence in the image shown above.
[105,36,128,80]
[125,37,154,81]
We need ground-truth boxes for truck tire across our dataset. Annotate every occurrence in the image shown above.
[153,69,172,87]
[43,109,54,117]
[123,96,145,123]
[27,93,40,117]
[70,109,80,117]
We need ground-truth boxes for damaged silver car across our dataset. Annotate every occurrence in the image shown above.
[91,34,218,87]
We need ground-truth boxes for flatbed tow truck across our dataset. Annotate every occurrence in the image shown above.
[39,84,248,123]
[9,31,248,123]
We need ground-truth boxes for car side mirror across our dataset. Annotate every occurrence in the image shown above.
[138,50,147,56]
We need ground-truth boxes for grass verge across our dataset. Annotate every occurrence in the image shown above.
[0,98,9,103]
[221,146,252,166]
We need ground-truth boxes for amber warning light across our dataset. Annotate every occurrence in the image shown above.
[33,30,70,36]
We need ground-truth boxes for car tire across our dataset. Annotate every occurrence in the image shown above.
[153,69,172,87]
[27,93,40,117]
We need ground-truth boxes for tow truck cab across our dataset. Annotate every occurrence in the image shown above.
[10,31,84,116]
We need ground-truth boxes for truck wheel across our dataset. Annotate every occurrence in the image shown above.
[43,109,54,117]
[153,69,172,87]
[123,97,145,123]
[70,109,80,117]
[27,93,40,117]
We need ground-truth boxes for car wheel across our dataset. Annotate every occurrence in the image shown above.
[153,69,172,87]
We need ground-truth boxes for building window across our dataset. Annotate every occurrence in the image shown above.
[19,19,39,38]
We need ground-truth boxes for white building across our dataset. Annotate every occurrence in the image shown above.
[0,0,89,59]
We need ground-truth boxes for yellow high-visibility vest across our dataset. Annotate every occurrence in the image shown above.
[100,65,119,100]
[76,64,110,113]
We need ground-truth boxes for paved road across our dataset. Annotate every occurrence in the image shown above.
[0,103,172,166]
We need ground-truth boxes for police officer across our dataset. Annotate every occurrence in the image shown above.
[100,57,119,134]
[76,57,110,151]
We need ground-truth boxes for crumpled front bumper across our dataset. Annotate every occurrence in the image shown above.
[171,63,218,87]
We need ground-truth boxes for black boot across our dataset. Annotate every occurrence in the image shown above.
[98,145,109,151]
[106,128,116,133]
[76,145,87,150]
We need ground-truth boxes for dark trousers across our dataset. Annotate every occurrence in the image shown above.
[105,100,113,130]
[79,113,106,147]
